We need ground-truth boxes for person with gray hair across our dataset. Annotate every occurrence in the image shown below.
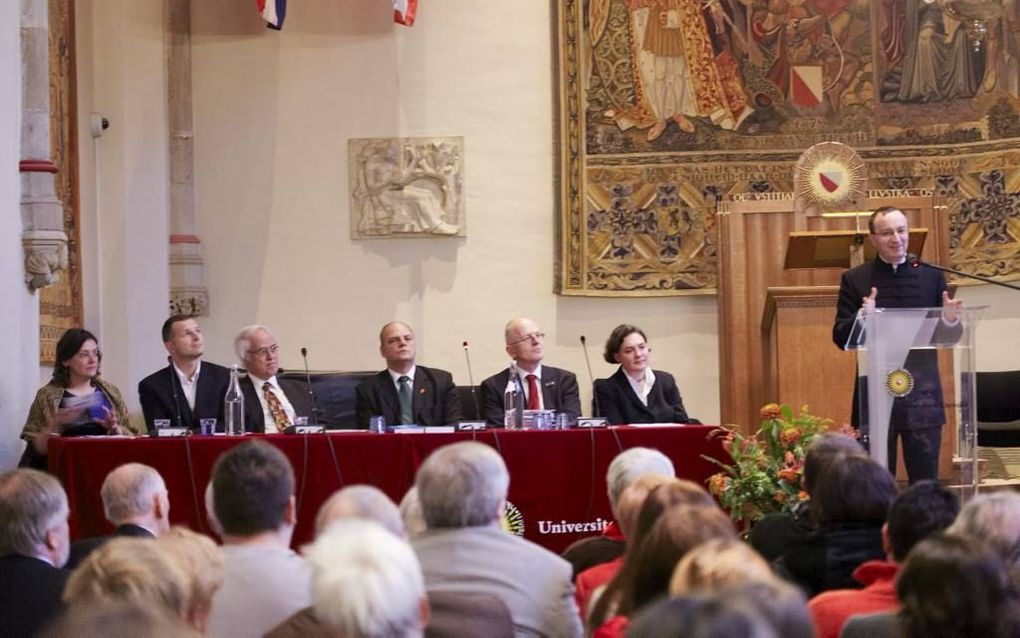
[948,491,1020,569]
[314,484,405,538]
[274,520,428,638]
[411,441,583,637]
[399,486,428,539]
[563,446,676,578]
[233,324,311,433]
[66,463,171,569]
[0,468,72,637]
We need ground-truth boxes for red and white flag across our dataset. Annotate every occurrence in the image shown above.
[393,0,418,26]
[257,0,286,30]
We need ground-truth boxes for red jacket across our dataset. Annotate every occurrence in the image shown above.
[808,560,900,638]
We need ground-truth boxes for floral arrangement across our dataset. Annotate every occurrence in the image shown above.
[705,403,845,524]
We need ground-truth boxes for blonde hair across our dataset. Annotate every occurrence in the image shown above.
[669,539,776,596]
[64,537,190,616]
[157,526,224,628]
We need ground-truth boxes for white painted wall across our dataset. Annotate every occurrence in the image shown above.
[188,0,721,422]
[0,2,37,470]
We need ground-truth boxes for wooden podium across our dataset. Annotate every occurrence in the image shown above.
[716,193,950,432]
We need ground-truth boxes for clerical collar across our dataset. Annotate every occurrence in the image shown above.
[878,254,906,272]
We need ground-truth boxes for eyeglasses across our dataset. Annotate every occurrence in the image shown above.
[508,332,546,346]
[248,344,280,358]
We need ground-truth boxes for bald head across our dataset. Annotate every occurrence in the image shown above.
[315,485,405,539]
[101,464,170,534]
[504,317,545,371]
[379,322,416,373]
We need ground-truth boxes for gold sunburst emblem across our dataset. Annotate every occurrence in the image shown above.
[886,369,914,397]
[794,142,866,211]
[502,500,525,537]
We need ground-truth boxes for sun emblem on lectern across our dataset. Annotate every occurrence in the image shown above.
[502,501,525,537]
[886,369,915,397]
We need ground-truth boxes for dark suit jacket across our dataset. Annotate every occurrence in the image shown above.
[593,368,697,426]
[0,554,69,637]
[239,375,313,433]
[65,523,156,571]
[355,366,462,428]
[833,257,952,429]
[478,365,582,426]
[138,361,231,431]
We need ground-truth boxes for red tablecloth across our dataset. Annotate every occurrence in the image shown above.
[49,426,725,553]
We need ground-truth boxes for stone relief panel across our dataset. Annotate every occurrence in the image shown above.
[348,136,465,239]
[556,0,1020,295]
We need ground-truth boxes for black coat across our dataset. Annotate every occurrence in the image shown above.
[138,361,231,431]
[0,554,69,637]
[65,523,156,571]
[593,368,697,425]
[239,376,314,433]
[355,366,462,428]
[478,365,582,426]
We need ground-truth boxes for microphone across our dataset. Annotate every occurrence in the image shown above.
[580,335,602,418]
[167,356,186,430]
[300,347,322,425]
[908,253,1020,291]
[462,342,482,420]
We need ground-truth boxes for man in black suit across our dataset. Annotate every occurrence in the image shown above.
[65,463,170,569]
[0,469,72,637]
[479,317,581,426]
[355,321,462,428]
[139,314,231,432]
[833,206,963,482]
[234,325,312,433]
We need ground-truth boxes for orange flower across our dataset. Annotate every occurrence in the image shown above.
[780,428,801,446]
[721,433,734,454]
[760,403,782,419]
[777,468,799,483]
[837,422,860,439]
[798,491,809,500]
[708,474,730,496]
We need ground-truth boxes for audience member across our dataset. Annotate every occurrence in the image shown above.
[562,446,675,578]
[204,440,311,637]
[20,328,136,468]
[720,580,815,638]
[234,325,312,433]
[574,474,676,620]
[810,480,959,638]
[314,484,405,538]
[66,462,170,569]
[947,490,1020,573]
[138,314,231,431]
[355,321,462,428]
[896,534,1020,638]
[773,454,898,596]
[478,317,581,425]
[0,469,71,637]
[750,432,866,562]
[304,519,428,638]
[156,527,224,633]
[400,486,428,539]
[411,441,581,637]
[593,324,698,425]
[626,595,777,638]
[669,538,776,595]
[589,505,736,637]
[41,600,199,638]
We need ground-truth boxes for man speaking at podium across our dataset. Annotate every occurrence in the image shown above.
[833,206,963,483]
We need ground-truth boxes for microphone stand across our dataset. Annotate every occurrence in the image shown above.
[910,255,1020,292]
[580,335,602,418]
[168,357,186,431]
[300,347,322,426]
[462,342,482,420]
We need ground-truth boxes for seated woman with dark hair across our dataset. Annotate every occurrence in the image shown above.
[593,324,698,425]
[773,454,898,597]
[19,328,136,468]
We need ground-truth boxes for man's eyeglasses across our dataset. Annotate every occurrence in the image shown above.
[507,332,546,346]
[248,344,280,358]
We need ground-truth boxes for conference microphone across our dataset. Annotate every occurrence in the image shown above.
[907,253,1020,292]
[167,356,186,430]
[580,335,603,418]
[300,347,323,425]
[462,342,482,420]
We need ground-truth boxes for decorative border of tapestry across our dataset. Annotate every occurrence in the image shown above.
[554,0,1020,296]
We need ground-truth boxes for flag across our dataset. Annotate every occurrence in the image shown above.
[258,0,286,30]
[394,0,418,26]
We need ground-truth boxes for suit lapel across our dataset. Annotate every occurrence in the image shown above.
[239,376,265,433]
[412,369,430,422]
[378,371,401,423]
[616,370,652,418]
[541,368,558,410]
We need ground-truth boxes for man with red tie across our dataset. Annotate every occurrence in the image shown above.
[479,317,581,427]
